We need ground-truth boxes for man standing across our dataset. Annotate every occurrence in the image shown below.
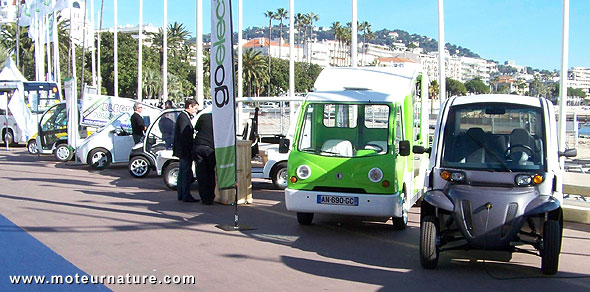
[193,112,216,205]
[131,102,146,144]
[173,99,200,202]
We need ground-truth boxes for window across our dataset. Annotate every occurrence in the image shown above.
[394,105,403,143]
[323,104,357,128]
[364,105,388,129]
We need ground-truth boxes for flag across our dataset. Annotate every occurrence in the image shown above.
[53,0,70,11]
[18,0,34,27]
[7,84,36,137]
[210,0,236,190]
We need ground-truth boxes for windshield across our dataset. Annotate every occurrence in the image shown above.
[297,103,389,157]
[441,102,546,172]
[40,103,67,131]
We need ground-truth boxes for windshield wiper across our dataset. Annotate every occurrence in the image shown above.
[466,132,512,172]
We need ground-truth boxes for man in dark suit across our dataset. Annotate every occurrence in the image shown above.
[193,112,216,205]
[173,99,199,202]
[131,102,146,144]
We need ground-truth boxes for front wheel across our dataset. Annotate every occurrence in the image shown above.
[420,215,439,269]
[163,161,179,190]
[541,220,562,275]
[128,156,151,178]
[392,192,408,230]
[55,144,73,162]
[27,140,38,154]
[271,162,288,189]
[88,148,111,170]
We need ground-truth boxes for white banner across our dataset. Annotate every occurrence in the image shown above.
[7,84,36,137]
[210,0,236,189]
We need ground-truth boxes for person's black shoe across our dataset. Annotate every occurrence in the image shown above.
[183,196,201,203]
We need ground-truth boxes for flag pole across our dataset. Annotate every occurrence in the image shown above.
[114,0,118,97]
[212,0,254,232]
[138,0,143,101]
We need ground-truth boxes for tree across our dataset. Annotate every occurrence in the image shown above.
[242,48,268,97]
[275,8,288,59]
[446,78,466,97]
[429,80,439,99]
[264,10,275,95]
[330,22,342,65]
[568,87,587,98]
[0,45,8,69]
[294,13,305,45]
[465,78,490,94]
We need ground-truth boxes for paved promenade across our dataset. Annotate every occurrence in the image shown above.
[0,147,589,291]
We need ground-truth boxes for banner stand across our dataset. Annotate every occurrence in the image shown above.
[215,186,255,231]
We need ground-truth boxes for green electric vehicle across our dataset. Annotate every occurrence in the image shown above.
[284,65,430,229]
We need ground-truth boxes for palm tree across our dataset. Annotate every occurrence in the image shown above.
[307,12,319,42]
[330,22,342,66]
[275,8,288,59]
[143,68,162,99]
[242,48,268,97]
[359,21,371,65]
[294,13,305,45]
[264,11,275,95]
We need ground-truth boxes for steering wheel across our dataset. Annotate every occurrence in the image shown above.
[504,144,534,160]
[365,143,384,152]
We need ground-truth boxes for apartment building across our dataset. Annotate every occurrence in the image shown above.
[0,0,17,24]
[569,67,590,96]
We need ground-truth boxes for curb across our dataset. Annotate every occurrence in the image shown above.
[563,204,590,224]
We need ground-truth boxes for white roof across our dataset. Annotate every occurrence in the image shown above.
[450,94,542,107]
[308,65,423,103]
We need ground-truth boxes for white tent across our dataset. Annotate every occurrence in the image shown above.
[0,57,27,82]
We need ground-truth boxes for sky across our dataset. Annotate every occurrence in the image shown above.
[90,0,590,71]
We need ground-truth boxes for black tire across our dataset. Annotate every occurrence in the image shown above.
[27,139,38,154]
[128,156,151,178]
[3,129,14,145]
[392,192,408,230]
[271,162,288,189]
[296,212,314,225]
[55,144,74,162]
[87,148,111,170]
[163,162,179,190]
[420,215,439,269]
[541,220,562,275]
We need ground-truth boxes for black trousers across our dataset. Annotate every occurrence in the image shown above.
[194,145,216,203]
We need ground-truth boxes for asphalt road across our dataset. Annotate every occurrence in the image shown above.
[0,147,589,292]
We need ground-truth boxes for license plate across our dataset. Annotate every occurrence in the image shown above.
[317,195,359,206]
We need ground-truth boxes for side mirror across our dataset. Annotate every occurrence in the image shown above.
[278,138,290,153]
[412,145,431,155]
[398,140,411,156]
[559,148,577,158]
[147,137,156,145]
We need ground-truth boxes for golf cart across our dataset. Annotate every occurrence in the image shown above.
[35,102,88,161]
[415,94,576,275]
[128,109,188,179]
[75,112,136,169]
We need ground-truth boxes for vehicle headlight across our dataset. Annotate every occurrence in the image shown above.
[440,170,466,183]
[368,168,383,183]
[296,165,311,179]
[515,174,543,186]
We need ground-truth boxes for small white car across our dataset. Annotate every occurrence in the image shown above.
[75,113,136,169]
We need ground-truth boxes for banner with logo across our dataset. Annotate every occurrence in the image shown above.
[210,0,236,190]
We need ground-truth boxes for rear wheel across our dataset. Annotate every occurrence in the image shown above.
[88,148,111,169]
[420,215,439,269]
[55,144,73,162]
[163,162,179,190]
[296,212,314,225]
[3,129,14,145]
[271,162,288,189]
[27,139,38,154]
[128,156,151,178]
[392,192,408,230]
[541,220,562,275]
